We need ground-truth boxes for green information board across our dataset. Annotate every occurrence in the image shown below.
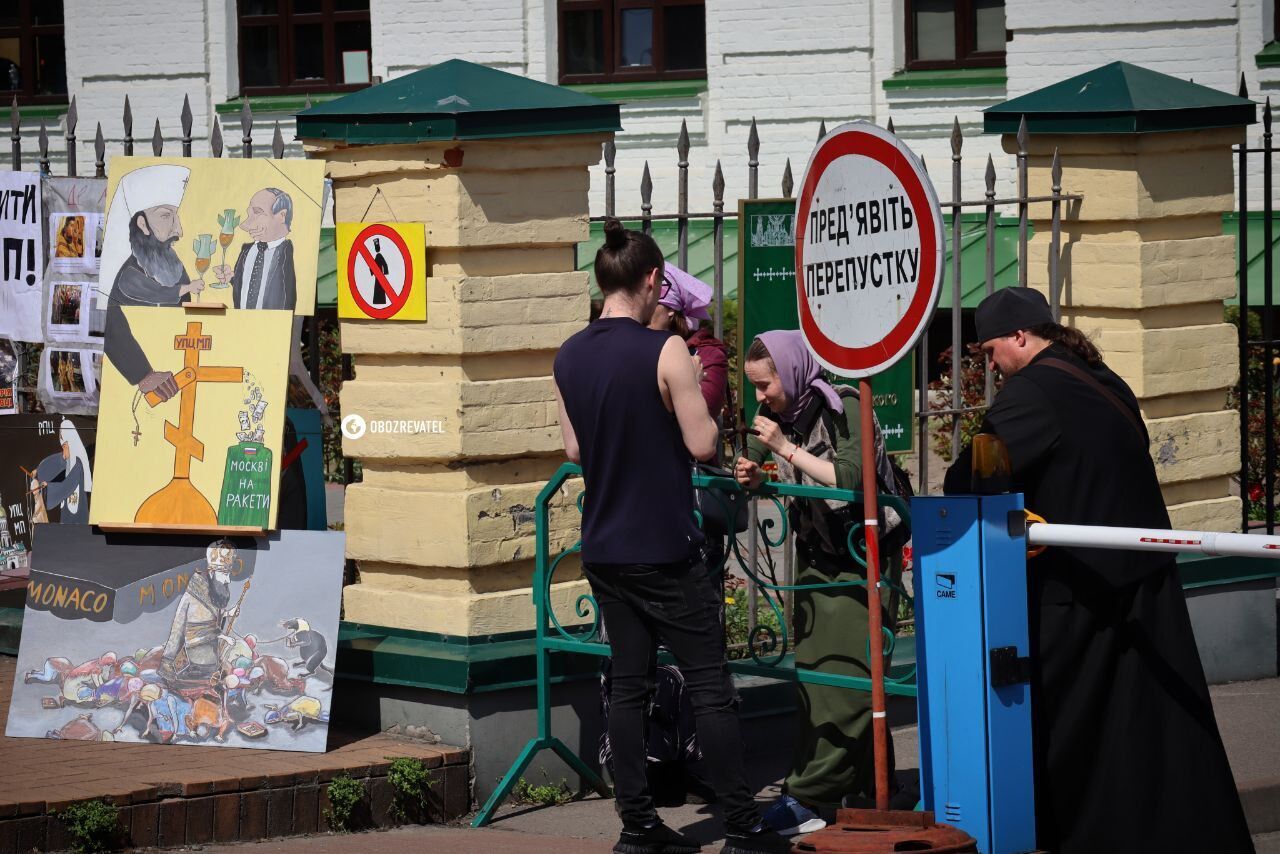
[738,198,915,454]
[868,355,914,454]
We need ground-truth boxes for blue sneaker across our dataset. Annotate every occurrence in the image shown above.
[760,794,826,837]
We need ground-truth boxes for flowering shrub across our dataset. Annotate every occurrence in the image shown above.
[928,343,995,463]
[1226,307,1279,521]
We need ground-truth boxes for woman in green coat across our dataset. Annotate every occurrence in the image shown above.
[734,330,902,837]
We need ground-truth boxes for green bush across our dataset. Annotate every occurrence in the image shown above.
[723,575,783,661]
[55,800,121,853]
[929,342,993,463]
[324,774,367,832]
[387,757,433,823]
[511,772,573,806]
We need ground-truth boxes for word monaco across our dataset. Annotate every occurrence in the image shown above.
[805,194,920,297]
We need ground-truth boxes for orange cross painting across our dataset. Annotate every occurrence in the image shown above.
[91,307,290,533]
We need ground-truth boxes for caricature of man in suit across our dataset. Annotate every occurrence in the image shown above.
[212,187,296,311]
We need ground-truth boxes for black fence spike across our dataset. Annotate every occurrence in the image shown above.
[94,122,105,177]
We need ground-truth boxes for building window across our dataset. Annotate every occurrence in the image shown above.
[0,0,67,105]
[559,1,706,85]
[238,0,372,96]
[905,0,1006,70]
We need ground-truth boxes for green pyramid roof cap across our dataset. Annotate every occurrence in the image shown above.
[296,59,620,144]
[984,62,1255,135]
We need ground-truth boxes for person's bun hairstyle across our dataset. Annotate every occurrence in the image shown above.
[595,217,664,296]
[603,217,628,251]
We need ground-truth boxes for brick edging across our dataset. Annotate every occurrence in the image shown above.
[0,759,470,852]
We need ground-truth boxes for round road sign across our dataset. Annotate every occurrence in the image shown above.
[345,223,414,320]
[794,121,944,378]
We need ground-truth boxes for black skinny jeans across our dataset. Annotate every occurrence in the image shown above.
[585,558,761,832]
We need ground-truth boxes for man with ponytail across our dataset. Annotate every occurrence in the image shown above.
[553,219,787,854]
[944,288,1251,853]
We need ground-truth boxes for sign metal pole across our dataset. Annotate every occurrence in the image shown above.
[859,376,891,811]
[792,121,962,848]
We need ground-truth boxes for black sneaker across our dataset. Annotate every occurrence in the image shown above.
[720,825,793,854]
[614,821,702,854]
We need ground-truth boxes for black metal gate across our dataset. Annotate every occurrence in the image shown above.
[1236,88,1277,534]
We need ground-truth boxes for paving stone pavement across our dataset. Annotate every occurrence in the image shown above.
[204,676,1280,853]
[0,655,470,849]
[1,656,1276,851]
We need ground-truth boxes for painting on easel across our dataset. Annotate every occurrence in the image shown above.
[6,525,345,752]
[91,306,290,531]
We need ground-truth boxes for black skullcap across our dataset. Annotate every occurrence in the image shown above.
[974,288,1054,342]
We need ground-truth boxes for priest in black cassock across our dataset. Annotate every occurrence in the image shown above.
[944,288,1253,853]
[101,163,206,403]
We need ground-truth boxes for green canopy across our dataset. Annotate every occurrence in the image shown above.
[317,226,336,309]
[296,58,620,145]
[315,213,1253,313]
[577,214,1026,308]
[580,220,741,300]
[1226,213,1280,307]
[985,61,1255,135]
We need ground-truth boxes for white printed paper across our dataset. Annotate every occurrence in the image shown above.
[0,172,44,342]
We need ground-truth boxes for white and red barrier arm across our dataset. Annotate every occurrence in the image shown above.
[1025,523,1280,560]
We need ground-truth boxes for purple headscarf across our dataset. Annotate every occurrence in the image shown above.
[754,330,844,423]
[659,263,713,330]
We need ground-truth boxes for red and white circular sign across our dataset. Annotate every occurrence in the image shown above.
[346,223,413,320]
[794,122,944,378]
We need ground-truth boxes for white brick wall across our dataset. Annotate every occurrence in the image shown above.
[59,0,215,167]
[375,0,528,80]
[3,0,1270,216]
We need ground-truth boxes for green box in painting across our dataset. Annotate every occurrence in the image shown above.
[218,442,274,528]
[738,198,915,454]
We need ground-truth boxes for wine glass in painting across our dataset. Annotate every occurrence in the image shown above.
[192,233,216,302]
[212,209,241,289]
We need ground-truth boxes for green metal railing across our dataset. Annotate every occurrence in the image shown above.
[473,463,913,827]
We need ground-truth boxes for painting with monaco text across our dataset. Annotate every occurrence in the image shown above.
[7,525,344,752]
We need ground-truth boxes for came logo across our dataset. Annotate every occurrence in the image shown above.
[936,573,956,599]
[341,413,367,440]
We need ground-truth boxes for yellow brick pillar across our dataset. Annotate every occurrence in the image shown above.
[298,60,619,637]
[987,63,1256,531]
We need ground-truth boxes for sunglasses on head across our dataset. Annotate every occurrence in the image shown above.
[659,275,673,300]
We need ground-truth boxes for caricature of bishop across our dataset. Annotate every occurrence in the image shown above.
[101,164,208,405]
[159,540,241,682]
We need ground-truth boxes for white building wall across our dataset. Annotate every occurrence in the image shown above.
[1006,0,1271,209]
[1005,0,1241,98]
[1237,0,1277,210]
[374,0,528,81]
[63,0,217,166]
[599,0,882,217]
[3,0,1271,216]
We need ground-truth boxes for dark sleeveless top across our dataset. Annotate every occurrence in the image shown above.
[553,317,704,564]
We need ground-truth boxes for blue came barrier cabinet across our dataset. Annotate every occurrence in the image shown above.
[913,493,1037,854]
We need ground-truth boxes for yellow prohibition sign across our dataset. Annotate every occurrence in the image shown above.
[337,222,427,320]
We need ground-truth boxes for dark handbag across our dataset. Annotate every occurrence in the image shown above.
[692,462,749,536]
